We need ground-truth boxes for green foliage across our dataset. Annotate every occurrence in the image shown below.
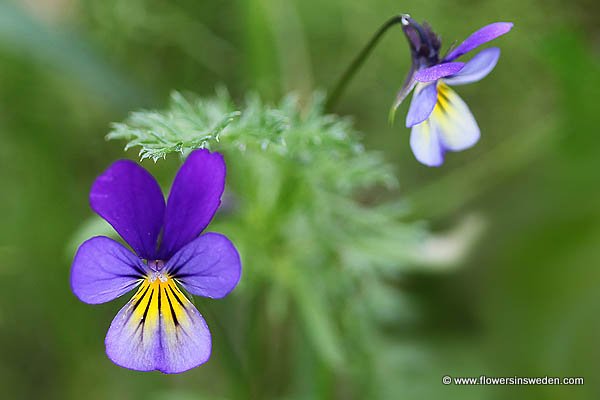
[107,90,425,397]
[108,90,240,161]
[109,89,397,190]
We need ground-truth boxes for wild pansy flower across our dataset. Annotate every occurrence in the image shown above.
[392,17,513,166]
[70,149,241,373]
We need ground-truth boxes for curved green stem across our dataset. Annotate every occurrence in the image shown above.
[325,14,407,111]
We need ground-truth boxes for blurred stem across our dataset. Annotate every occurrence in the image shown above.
[316,359,335,399]
[202,302,250,400]
[246,283,269,399]
[325,14,406,111]
[265,0,314,99]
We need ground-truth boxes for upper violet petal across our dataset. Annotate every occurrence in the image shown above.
[414,62,465,83]
[90,160,165,260]
[159,149,226,259]
[165,232,241,299]
[444,48,500,86]
[444,22,513,61]
[70,236,147,304]
[406,83,438,128]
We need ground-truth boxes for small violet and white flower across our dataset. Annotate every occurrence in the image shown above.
[392,16,513,166]
[70,149,241,374]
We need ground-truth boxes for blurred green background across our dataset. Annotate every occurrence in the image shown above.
[0,0,599,399]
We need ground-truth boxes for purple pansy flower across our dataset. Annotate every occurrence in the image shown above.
[70,149,241,374]
[392,16,513,166]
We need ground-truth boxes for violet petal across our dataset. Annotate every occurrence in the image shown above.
[159,149,225,259]
[406,83,438,128]
[166,233,241,299]
[410,119,445,167]
[444,48,500,86]
[431,83,480,151]
[70,236,147,304]
[105,278,211,373]
[90,160,165,259]
[414,62,465,83]
[444,22,513,61]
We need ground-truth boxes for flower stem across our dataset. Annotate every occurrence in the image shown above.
[325,14,407,111]
[201,301,250,399]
